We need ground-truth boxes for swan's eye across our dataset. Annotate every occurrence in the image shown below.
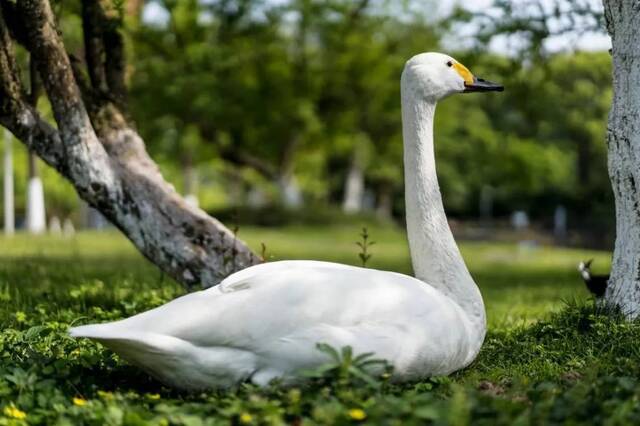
[446,61,453,67]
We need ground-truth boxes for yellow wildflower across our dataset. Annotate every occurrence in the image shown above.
[348,408,367,421]
[73,397,87,406]
[239,412,253,424]
[3,405,26,420]
[14,311,26,323]
[147,393,161,400]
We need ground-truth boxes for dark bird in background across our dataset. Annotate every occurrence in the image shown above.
[578,259,609,298]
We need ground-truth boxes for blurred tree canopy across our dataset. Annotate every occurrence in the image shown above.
[2,0,613,235]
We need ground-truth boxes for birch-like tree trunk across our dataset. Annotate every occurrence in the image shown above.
[277,174,303,208]
[26,152,46,234]
[375,183,393,220]
[342,157,365,213]
[277,137,303,208]
[2,129,13,235]
[0,0,260,288]
[603,0,640,316]
[182,158,199,208]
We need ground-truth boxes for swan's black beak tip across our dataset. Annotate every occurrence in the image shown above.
[464,77,504,93]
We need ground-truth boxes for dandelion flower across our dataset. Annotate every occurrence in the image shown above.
[348,408,367,421]
[239,412,253,424]
[3,405,26,420]
[73,397,87,406]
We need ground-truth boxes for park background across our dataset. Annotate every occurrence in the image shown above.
[2,0,634,424]
[2,0,613,247]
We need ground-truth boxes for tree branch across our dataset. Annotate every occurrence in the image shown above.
[17,0,97,138]
[81,0,127,109]
[348,0,370,23]
[219,147,279,181]
[0,3,65,172]
[103,9,127,109]
[81,0,108,92]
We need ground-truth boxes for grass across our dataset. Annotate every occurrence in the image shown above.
[2,223,639,425]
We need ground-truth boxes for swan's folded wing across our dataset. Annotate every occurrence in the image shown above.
[168,261,445,350]
[72,261,445,355]
[218,260,355,293]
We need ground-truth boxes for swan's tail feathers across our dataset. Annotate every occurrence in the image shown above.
[69,323,254,390]
[69,323,122,340]
[71,323,185,367]
[69,323,185,356]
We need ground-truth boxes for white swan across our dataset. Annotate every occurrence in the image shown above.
[70,52,503,390]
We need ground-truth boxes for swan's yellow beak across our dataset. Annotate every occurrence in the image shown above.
[454,62,504,93]
[453,62,475,85]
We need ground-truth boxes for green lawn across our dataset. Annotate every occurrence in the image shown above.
[3,225,640,425]
[2,224,605,326]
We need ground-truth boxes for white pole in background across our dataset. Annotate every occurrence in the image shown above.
[3,129,14,235]
[26,151,46,234]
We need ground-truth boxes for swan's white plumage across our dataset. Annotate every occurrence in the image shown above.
[71,260,475,389]
[70,52,495,390]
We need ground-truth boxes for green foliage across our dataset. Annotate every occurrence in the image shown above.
[3,1,614,227]
[304,344,392,389]
[0,228,627,425]
[124,2,612,223]
[452,0,605,59]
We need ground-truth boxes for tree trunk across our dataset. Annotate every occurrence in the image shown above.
[277,136,303,209]
[26,151,46,234]
[0,0,260,288]
[603,0,640,316]
[3,129,13,235]
[277,174,303,208]
[479,185,494,224]
[376,183,393,220]
[183,157,199,208]
[342,157,365,213]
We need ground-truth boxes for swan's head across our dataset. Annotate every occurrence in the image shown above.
[401,52,503,101]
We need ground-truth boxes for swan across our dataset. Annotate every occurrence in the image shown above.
[70,52,503,390]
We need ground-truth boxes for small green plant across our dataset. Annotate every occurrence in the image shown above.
[304,343,392,389]
[356,227,375,267]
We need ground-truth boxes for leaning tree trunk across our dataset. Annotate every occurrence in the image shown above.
[0,0,260,288]
[603,0,640,316]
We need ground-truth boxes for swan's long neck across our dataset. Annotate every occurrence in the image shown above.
[401,87,486,345]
